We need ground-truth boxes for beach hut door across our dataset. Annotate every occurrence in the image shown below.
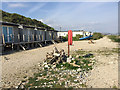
[2,27,8,43]
[8,27,13,42]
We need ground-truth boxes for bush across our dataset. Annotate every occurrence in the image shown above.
[62,35,68,42]
[62,34,83,41]
[73,34,83,41]
[62,32,104,41]
[91,32,104,40]
[108,35,120,42]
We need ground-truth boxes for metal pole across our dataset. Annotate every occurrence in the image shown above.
[60,27,61,32]
[12,34,14,51]
[45,29,47,45]
[60,27,62,41]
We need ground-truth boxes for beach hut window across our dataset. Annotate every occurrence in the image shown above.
[2,26,8,43]
[2,26,13,43]
[28,29,30,42]
[23,35,25,41]
[8,27,13,42]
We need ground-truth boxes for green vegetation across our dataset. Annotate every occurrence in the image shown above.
[91,32,104,40]
[108,35,120,42]
[112,48,120,53]
[62,32,104,41]
[74,59,93,71]
[94,48,120,56]
[62,35,68,42]
[75,50,86,54]
[23,76,27,79]
[73,34,83,41]
[62,34,83,41]
[52,83,63,88]
[1,10,54,30]
[56,52,95,72]
[56,63,79,70]
[26,78,54,88]
[24,50,95,88]
[112,85,117,89]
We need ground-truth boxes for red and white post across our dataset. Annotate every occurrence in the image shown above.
[68,30,72,57]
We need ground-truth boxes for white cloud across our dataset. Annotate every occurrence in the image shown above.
[27,3,46,15]
[8,3,26,7]
[39,19,54,27]
[39,19,44,23]
[47,24,51,26]
[39,18,56,25]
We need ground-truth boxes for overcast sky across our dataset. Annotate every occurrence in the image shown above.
[2,2,118,34]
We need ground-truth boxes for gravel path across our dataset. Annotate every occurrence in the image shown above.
[1,36,118,88]
[86,53,118,88]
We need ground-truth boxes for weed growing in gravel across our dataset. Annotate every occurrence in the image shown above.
[24,50,95,88]
[75,50,86,55]
[108,35,120,42]
[23,76,27,78]
[112,85,117,89]
[95,48,120,57]
[56,63,79,70]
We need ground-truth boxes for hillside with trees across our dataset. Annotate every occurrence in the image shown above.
[1,10,54,30]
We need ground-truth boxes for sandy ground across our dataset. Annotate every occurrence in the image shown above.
[1,36,118,88]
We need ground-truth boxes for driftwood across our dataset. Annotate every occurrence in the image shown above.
[88,40,96,44]
[46,53,54,59]
[70,61,80,67]
[45,47,67,64]
[53,46,59,53]
[44,47,82,69]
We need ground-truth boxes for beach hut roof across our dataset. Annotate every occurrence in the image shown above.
[0,21,58,32]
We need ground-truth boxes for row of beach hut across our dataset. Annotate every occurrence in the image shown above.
[0,21,58,52]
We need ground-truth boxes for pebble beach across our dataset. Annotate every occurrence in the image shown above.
[1,36,118,88]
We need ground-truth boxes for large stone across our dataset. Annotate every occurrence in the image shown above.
[43,62,47,65]
[52,65,56,69]
[61,55,67,62]
[46,53,54,59]
[44,65,49,68]
[77,68,81,72]
[76,55,80,58]
[83,53,93,58]
[72,58,75,60]
[67,58,71,63]
[70,62,80,67]
[74,79,78,82]
[88,63,92,66]
[69,55,72,59]
[49,58,56,64]
[60,49,65,55]
[53,46,59,53]
[53,53,60,57]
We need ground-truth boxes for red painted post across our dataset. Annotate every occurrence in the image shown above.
[68,30,72,57]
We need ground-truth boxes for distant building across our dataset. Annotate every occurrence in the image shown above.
[58,30,92,37]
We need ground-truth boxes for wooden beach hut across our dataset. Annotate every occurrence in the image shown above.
[0,21,58,53]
